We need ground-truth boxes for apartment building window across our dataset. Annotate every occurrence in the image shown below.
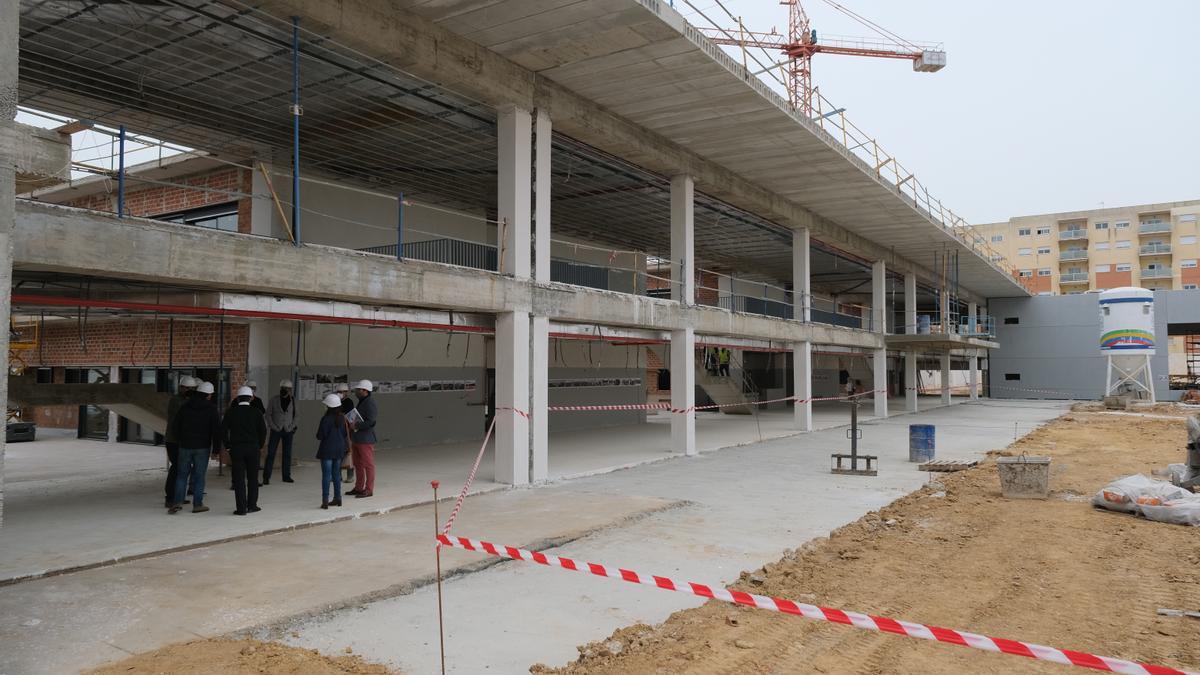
[1181,259,1198,268]
[1036,226,1051,235]
[1115,221,1130,229]
[1096,242,1111,250]
[1018,247,1032,256]
[1146,262,1165,271]
[1037,246,1051,254]
[1185,284,1199,290]
[1095,222,1108,230]
[1182,235,1198,245]
[1181,214,1198,223]
[1018,228,1031,236]
[991,234,1004,243]
[1116,263,1132,272]
[1018,270,1033,278]
[1116,240,1131,249]
[1037,268,1051,276]
[1095,264,1111,273]
[1067,266,1083,274]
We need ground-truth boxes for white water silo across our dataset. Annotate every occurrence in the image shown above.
[1099,287,1156,402]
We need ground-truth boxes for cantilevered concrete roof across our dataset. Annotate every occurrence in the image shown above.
[396,0,1028,299]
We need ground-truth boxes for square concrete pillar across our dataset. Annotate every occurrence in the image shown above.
[792,228,810,321]
[497,105,532,279]
[670,175,695,304]
[670,328,696,455]
[905,350,918,412]
[873,348,888,418]
[529,315,549,481]
[871,260,886,333]
[941,351,952,406]
[969,351,980,401]
[905,272,917,335]
[533,109,551,283]
[1,0,16,525]
[967,301,978,335]
[793,340,813,431]
[495,311,530,485]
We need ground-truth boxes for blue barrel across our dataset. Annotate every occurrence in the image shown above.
[917,315,931,334]
[909,424,935,462]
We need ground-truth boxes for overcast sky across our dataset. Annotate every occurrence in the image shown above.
[681,0,1200,224]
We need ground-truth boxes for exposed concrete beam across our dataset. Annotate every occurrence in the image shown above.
[251,0,969,301]
[2,123,71,193]
[14,202,885,350]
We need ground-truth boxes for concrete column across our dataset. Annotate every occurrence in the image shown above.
[495,311,530,485]
[1,0,17,525]
[107,366,121,443]
[940,351,952,406]
[497,105,532,279]
[533,109,551,283]
[873,348,888,418]
[792,228,810,321]
[529,315,549,481]
[670,328,696,455]
[905,350,918,412]
[670,175,695,304]
[967,301,978,335]
[969,350,980,401]
[940,287,950,334]
[793,340,813,431]
[871,259,886,333]
[905,272,917,335]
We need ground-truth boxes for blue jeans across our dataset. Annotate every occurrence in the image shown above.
[264,429,295,482]
[174,447,209,507]
[320,458,342,502]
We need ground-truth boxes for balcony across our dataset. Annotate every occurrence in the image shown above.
[1139,243,1172,256]
[1140,268,1172,279]
[1139,222,1172,234]
[1058,229,1088,241]
[1060,249,1088,261]
[1060,272,1089,284]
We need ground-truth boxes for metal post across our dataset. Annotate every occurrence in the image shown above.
[432,480,447,675]
[117,125,126,218]
[290,16,302,246]
[397,192,404,261]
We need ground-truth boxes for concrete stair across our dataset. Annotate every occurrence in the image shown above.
[9,380,171,434]
[695,370,753,415]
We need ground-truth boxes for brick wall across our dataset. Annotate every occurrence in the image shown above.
[66,167,252,233]
[645,268,721,306]
[19,319,249,430]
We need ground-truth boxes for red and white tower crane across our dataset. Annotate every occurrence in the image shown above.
[699,0,946,115]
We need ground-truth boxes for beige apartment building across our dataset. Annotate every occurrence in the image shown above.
[971,200,1200,295]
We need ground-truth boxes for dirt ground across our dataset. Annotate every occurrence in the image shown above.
[537,412,1200,674]
[84,639,399,675]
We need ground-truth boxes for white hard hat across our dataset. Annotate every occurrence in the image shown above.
[279,379,294,388]
[322,393,342,408]
[236,385,254,398]
[179,375,198,388]
[354,379,374,392]
[245,380,258,389]
[335,383,350,392]
[197,381,215,395]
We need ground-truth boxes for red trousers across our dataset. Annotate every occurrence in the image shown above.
[352,442,375,493]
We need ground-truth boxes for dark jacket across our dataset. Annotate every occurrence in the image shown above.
[164,393,187,444]
[339,397,355,415]
[222,400,267,451]
[350,393,378,444]
[176,395,221,454]
[316,410,349,460]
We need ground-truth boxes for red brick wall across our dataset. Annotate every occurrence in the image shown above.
[66,167,252,233]
[21,319,249,429]
[646,268,721,305]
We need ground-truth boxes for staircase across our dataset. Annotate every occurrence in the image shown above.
[8,380,171,434]
[695,351,756,415]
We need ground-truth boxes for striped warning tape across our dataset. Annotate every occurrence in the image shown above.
[436,533,1195,675]
[439,416,497,536]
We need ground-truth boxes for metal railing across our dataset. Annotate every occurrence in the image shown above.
[1139,243,1172,256]
[1140,268,1172,279]
[1139,222,1172,234]
[1060,272,1089,284]
[1059,249,1088,261]
[959,315,996,339]
[1058,229,1087,241]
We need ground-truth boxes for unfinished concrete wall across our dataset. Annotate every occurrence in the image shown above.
[2,0,19,525]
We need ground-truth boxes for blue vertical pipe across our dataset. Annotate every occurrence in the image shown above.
[291,16,302,246]
[397,192,404,261]
[117,124,126,218]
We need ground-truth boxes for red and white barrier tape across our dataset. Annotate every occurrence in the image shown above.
[548,403,672,412]
[439,416,497,536]
[437,533,1195,675]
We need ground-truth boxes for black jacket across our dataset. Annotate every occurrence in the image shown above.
[175,394,222,454]
[222,400,267,451]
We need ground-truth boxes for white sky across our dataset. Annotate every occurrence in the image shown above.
[681,0,1200,224]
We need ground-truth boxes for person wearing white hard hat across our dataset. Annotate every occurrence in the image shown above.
[222,386,268,515]
[264,379,299,485]
[315,393,351,509]
[335,383,355,483]
[162,375,198,508]
[346,379,378,499]
[169,381,221,514]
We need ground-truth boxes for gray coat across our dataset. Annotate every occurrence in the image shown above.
[351,393,378,444]
[266,394,298,433]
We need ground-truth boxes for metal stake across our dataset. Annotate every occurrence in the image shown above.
[432,480,447,675]
[117,125,126,218]
[397,192,405,261]
[291,16,302,246]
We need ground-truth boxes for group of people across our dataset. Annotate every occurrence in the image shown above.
[704,347,732,376]
[162,375,379,515]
